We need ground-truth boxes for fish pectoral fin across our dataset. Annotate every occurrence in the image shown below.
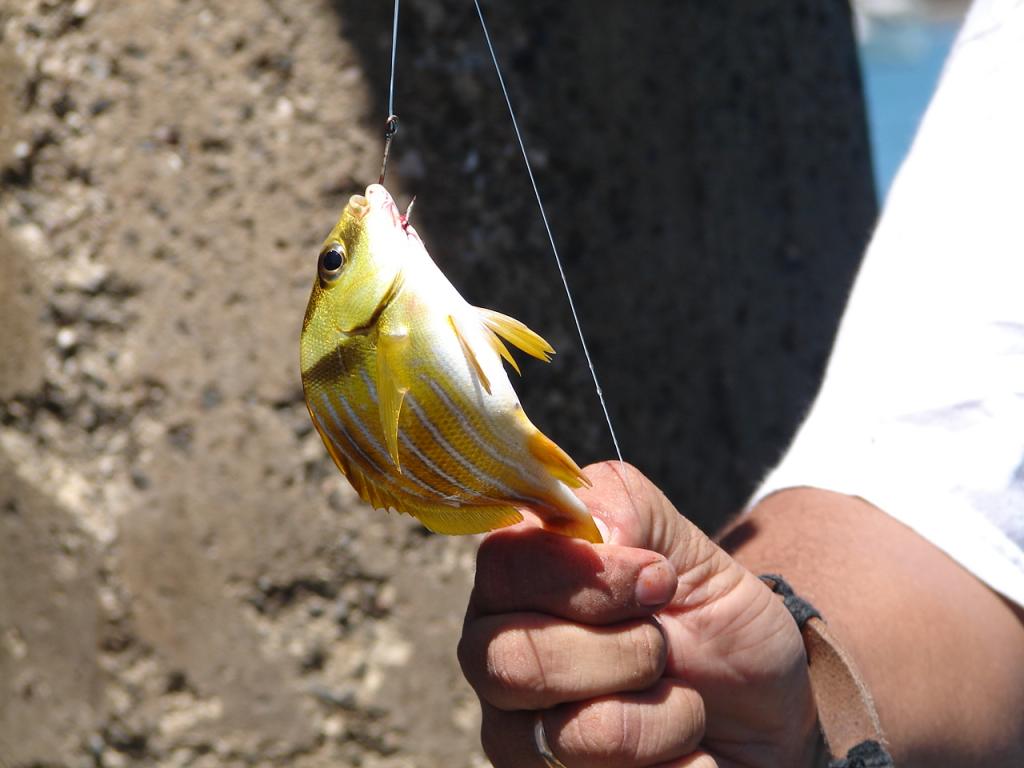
[449,315,492,394]
[376,328,411,469]
[476,307,555,364]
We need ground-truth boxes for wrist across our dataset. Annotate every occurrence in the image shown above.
[760,574,894,768]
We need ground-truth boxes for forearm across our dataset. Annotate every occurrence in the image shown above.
[721,488,1024,767]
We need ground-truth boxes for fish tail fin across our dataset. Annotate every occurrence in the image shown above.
[529,481,603,543]
[524,427,602,544]
[542,512,603,544]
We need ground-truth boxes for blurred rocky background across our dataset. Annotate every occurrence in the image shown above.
[0,0,877,766]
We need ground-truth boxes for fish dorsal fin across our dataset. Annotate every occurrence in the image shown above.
[476,307,555,364]
[449,315,492,395]
[481,323,521,375]
[376,327,411,469]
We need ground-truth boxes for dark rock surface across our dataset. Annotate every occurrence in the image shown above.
[0,1,875,765]
[341,0,878,528]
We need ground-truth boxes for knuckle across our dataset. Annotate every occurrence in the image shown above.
[684,688,707,739]
[557,685,706,764]
[456,627,478,683]
[689,752,719,768]
[655,685,706,756]
[482,626,551,709]
[618,621,666,685]
[568,699,640,761]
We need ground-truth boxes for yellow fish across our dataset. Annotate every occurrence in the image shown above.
[300,184,602,543]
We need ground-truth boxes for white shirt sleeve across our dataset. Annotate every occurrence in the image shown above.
[750,0,1024,608]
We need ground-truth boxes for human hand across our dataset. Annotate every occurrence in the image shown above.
[458,462,820,767]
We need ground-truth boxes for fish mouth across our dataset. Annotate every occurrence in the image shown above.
[347,193,370,220]
[365,183,404,230]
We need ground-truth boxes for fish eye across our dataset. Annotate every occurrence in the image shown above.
[318,243,346,282]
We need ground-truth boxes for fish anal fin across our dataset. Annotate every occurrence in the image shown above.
[526,427,592,489]
[376,328,411,470]
[477,307,555,363]
[349,475,525,535]
[449,315,492,394]
[412,502,523,536]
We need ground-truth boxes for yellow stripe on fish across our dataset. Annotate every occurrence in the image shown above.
[300,183,602,543]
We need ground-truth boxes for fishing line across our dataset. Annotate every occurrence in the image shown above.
[387,0,399,117]
[379,0,401,185]
[473,0,628,475]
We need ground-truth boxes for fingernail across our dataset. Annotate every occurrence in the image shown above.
[635,559,677,607]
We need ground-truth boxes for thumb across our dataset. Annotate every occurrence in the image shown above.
[580,463,803,685]
[578,461,720,569]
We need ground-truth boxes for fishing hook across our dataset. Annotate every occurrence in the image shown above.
[379,0,401,185]
[379,114,399,185]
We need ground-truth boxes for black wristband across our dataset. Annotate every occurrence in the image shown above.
[760,573,822,627]
[760,574,896,768]
[829,739,894,768]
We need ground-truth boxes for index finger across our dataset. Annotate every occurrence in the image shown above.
[469,526,678,624]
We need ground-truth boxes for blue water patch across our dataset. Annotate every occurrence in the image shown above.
[858,18,961,198]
